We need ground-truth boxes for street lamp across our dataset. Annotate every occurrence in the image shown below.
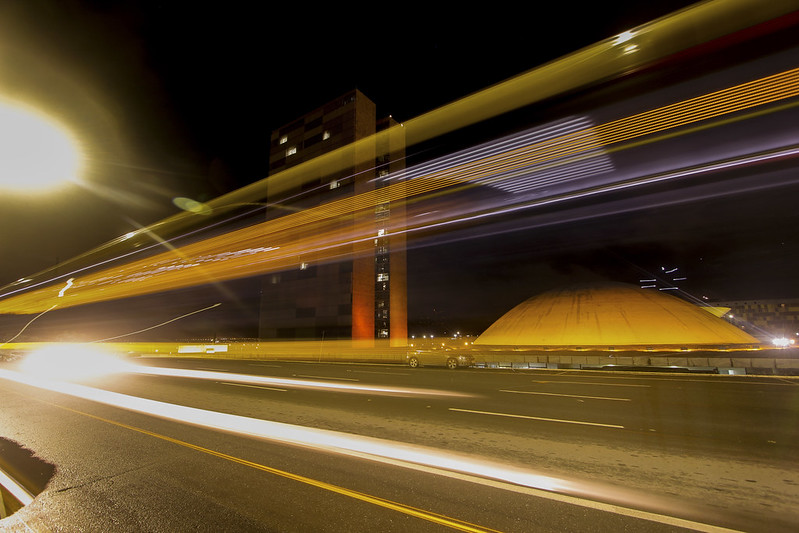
[0,97,83,192]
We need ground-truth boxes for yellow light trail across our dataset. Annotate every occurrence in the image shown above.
[0,63,797,315]
[4,0,794,293]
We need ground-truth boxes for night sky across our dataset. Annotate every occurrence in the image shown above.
[1,0,796,339]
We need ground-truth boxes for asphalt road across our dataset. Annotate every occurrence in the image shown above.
[1,356,798,532]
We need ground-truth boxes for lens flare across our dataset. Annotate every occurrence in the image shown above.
[19,344,133,381]
[0,98,83,192]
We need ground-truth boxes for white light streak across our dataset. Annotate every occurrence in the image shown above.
[132,366,471,398]
[0,465,34,506]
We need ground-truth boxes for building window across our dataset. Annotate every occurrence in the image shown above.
[377,273,389,282]
[323,130,331,140]
[286,146,297,156]
[279,135,288,144]
[329,180,340,190]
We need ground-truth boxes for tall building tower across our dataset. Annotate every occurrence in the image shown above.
[259,90,407,347]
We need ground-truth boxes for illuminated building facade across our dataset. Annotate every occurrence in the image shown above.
[259,90,407,346]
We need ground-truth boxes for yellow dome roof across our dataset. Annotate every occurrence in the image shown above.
[474,283,759,348]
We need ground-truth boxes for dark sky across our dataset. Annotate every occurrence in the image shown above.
[1,0,796,338]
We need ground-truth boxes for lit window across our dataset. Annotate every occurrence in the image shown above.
[286,146,297,156]
[279,135,288,144]
[329,180,339,190]
[322,130,331,140]
[377,229,385,236]
[300,262,308,270]
[377,273,389,282]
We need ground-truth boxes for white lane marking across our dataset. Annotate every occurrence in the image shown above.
[449,408,624,429]
[295,374,359,382]
[249,363,283,368]
[533,380,650,388]
[347,370,410,376]
[220,382,286,392]
[501,389,631,401]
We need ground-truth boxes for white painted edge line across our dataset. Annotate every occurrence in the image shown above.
[449,407,624,429]
[0,465,34,506]
[501,389,632,401]
[295,374,359,382]
[219,382,286,392]
[347,370,410,376]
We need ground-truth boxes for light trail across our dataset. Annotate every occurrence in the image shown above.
[3,0,796,306]
[1,66,798,314]
[0,368,741,532]
[131,365,467,397]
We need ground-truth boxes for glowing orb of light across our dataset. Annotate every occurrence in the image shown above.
[173,196,213,215]
[0,98,83,192]
[19,344,133,381]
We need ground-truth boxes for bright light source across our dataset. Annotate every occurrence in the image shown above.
[772,337,791,347]
[19,344,133,381]
[0,98,83,192]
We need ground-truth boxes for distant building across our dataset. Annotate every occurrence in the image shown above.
[713,298,799,341]
[259,90,407,346]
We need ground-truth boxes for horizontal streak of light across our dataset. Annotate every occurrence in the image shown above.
[499,390,632,401]
[448,408,625,428]
[131,365,471,398]
[2,68,798,313]
[0,465,34,506]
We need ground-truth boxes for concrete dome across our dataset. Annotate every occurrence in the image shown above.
[474,283,759,348]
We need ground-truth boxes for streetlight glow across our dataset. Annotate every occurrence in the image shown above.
[0,98,83,192]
